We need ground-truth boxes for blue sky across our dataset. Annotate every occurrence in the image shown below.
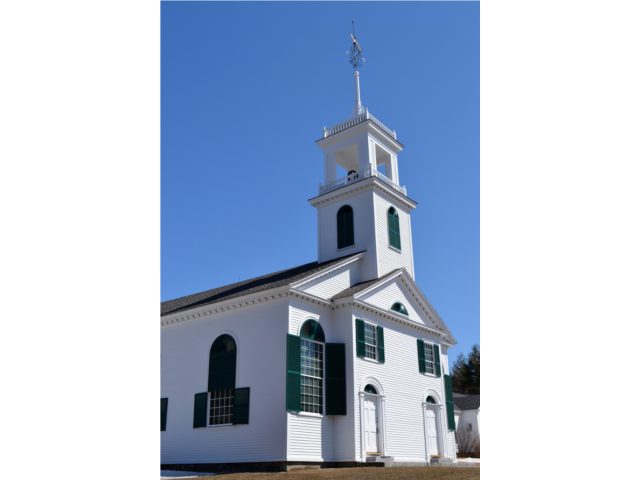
[161,1,479,369]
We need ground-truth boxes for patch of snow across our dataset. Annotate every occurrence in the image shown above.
[456,457,480,463]
[160,470,215,478]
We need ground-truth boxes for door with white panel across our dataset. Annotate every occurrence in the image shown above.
[364,396,379,453]
[426,406,440,456]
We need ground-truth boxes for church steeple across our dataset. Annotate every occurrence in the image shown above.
[309,29,417,283]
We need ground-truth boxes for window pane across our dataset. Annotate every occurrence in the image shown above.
[208,390,234,426]
[364,323,376,359]
[301,340,324,414]
[424,343,435,374]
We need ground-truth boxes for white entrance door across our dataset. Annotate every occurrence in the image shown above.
[426,407,439,456]
[364,396,379,453]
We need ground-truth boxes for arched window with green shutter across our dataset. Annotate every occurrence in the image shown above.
[388,207,401,250]
[391,302,408,316]
[194,334,250,428]
[337,205,354,249]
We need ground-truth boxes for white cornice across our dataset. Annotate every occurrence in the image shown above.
[161,266,456,347]
[161,285,290,327]
[288,289,332,308]
[333,299,449,342]
[161,286,333,328]
[309,177,417,210]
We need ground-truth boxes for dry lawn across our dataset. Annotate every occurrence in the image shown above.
[184,466,479,480]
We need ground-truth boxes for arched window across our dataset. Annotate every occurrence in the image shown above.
[387,207,401,250]
[209,335,236,391]
[300,319,325,342]
[300,320,325,414]
[391,302,408,316]
[426,395,436,404]
[208,335,237,425]
[337,205,354,249]
[364,384,378,395]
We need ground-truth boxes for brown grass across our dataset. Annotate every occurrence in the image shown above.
[179,466,479,480]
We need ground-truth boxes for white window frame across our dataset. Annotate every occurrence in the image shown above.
[207,389,235,428]
[423,340,436,375]
[300,337,325,415]
[363,321,378,361]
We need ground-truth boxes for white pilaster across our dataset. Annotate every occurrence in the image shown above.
[324,152,337,183]
[358,391,366,461]
[358,137,377,173]
[368,138,377,171]
[386,154,399,184]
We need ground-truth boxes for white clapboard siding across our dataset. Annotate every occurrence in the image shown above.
[351,309,455,462]
[161,300,289,465]
[332,307,357,461]
[316,189,378,282]
[287,301,335,460]
[373,191,414,279]
[296,261,360,300]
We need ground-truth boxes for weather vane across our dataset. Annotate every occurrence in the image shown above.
[346,20,365,71]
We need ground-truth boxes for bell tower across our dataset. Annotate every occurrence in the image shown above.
[309,32,417,283]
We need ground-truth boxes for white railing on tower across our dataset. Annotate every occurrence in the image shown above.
[323,109,397,140]
[372,168,406,195]
[323,112,367,138]
[318,166,407,196]
[367,113,396,139]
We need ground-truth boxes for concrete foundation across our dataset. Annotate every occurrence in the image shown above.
[161,460,478,474]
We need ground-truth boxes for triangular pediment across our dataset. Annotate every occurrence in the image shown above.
[351,269,456,345]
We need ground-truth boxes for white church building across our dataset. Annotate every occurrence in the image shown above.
[161,65,459,473]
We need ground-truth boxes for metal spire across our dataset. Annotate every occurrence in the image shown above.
[346,21,366,117]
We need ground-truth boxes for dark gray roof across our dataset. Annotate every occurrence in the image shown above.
[453,395,480,411]
[331,268,402,300]
[161,251,365,317]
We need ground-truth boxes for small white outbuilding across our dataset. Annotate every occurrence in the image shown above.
[161,70,459,472]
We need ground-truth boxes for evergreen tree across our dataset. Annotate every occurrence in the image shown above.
[450,344,480,395]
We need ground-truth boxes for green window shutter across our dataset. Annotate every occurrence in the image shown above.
[388,208,401,250]
[390,216,395,248]
[286,334,301,412]
[325,343,346,415]
[233,387,250,425]
[161,398,168,431]
[444,374,456,431]
[193,392,208,429]
[355,318,365,357]
[377,326,385,363]
[417,339,426,373]
[434,344,441,377]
